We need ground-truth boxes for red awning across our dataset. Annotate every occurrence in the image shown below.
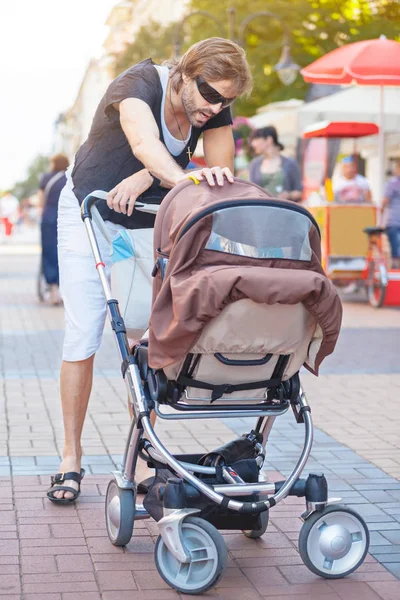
[303,121,379,139]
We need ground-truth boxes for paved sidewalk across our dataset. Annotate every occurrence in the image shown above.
[1,231,400,599]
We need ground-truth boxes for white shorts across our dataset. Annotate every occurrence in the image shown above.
[58,175,125,362]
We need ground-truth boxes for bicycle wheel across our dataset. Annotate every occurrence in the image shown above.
[367,260,387,308]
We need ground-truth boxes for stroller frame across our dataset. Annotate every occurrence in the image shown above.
[81,192,369,595]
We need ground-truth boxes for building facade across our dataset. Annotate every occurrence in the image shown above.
[53,0,188,158]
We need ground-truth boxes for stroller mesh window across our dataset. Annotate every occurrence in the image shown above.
[205,206,312,260]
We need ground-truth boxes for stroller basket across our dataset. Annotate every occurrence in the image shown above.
[81,183,368,595]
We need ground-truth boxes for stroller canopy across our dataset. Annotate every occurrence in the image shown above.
[149,179,342,375]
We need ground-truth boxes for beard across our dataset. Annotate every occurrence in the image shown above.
[181,86,213,128]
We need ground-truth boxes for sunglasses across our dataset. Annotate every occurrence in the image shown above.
[195,76,236,108]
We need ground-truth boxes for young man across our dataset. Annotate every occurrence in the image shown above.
[334,156,372,204]
[47,37,253,502]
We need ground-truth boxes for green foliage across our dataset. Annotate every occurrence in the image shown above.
[112,0,400,114]
[12,154,49,200]
[113,20,177,75]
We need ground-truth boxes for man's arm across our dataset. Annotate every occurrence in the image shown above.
[118,98,186,187]
[203,125,235,172]
[106,98,188,215]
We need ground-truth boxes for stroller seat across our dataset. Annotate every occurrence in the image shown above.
[163,298,321,404]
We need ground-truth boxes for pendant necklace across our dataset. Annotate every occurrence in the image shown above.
[169,82,192,161]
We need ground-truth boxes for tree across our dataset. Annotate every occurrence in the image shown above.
[12,154,49,200]
[113,20,177,76]
[182,0,400,114]
[112,0,400,114]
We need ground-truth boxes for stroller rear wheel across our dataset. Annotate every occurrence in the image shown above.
[154,516,227,594]
[242,509,269,539]
[105,480,135,546]
[299,504,369,578]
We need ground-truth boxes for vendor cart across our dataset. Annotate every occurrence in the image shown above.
[302,121,388,307]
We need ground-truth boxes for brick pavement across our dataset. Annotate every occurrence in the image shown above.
[1,230,400,599]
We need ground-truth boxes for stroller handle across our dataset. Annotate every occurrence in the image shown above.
[81,190,108,220]
[81,190,160,222]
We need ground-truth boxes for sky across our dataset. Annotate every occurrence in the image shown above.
[0,0,118,190]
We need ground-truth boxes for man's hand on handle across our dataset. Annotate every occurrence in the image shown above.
[177,166,234,187]
[106,169,153,216]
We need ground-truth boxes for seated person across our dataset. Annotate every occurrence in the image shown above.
[382,158,400,269]
[333,156,372,204]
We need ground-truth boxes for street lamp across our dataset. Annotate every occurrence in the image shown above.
[232,7,300,86]
[174,6,299,86]
[173,10,224,58]
[273,45,301,86]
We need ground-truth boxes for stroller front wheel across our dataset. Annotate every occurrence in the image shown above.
[105,479,135,546]
[299,504,369,578]
[242,509,269,539]
[154,516,227,594]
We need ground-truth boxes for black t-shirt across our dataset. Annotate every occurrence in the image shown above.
[72,58,232,228]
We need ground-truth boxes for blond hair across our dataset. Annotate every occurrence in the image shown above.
[168,37,253,97]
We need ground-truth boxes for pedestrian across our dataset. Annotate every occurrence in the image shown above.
[248,126,302,201]
[333,156,372,204]
[47,37,253,503]
[382,158,400,269]
[37,154,69,305]
[0,190,19,239]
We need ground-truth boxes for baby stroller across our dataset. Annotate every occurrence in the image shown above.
[82,180,369,595]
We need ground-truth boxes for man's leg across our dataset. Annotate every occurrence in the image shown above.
[53,183,111,500]
[52,356,95,500]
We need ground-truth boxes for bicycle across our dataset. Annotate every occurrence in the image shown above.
[363,227,388,308]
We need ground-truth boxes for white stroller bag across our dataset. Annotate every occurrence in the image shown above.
[110,228,154,339]
[91,203,155,339]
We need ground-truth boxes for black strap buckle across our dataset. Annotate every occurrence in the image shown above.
[51,472,65,485]
[211,384,233,402]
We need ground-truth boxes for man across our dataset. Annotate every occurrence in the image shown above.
[37,154,69,305]
[334,156,372,204]
[382,158,400,269]
[47,37,253,502]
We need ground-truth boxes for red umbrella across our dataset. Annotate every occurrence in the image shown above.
[301,36,400,85]
[301,36,400,201]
